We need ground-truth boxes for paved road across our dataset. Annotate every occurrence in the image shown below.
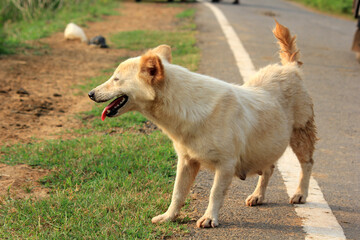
[188,0,360,239]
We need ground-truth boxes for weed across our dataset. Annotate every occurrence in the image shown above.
[24,185,34,193]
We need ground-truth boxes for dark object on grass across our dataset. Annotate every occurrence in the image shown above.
[16,88,29,95]
[89,35,108,48]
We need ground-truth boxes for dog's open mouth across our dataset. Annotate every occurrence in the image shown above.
[101,95,128,121]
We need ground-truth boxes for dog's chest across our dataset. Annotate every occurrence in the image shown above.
[179,141,223,167]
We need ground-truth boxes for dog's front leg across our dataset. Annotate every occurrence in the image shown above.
[152,157,200,224]
[246,165,275,206]
[197,166,234,228]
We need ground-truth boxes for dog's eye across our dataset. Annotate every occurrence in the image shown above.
[114,77,119,81]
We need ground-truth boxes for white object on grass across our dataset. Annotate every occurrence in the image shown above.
[64,23,88,42]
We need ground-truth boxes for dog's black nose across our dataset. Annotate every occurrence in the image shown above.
[88,90,96,101]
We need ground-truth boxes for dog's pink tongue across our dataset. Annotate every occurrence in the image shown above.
[101,100,116,121]
[101,107,110,121]
[101,97,124,121]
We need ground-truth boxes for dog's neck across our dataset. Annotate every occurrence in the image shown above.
[141,63,232,141]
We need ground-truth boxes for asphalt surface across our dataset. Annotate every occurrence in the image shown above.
[188,0,360,239]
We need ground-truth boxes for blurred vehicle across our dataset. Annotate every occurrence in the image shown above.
[352,0,360,62]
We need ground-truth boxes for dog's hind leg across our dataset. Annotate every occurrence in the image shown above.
[289,117,317,204]
[245,165,275,206]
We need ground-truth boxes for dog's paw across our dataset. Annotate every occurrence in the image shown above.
[290,193,307,204]
[196,215,219,228]
[245,194,264,206]
[151,213,175,224]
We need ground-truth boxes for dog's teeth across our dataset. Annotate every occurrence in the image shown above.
[107,110,110,114]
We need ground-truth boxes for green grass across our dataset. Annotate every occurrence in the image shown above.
[176,8,196,19]
[0,133,186,239]
[0,0,120,54]
[289,0,353,16]
[0,7,198,239]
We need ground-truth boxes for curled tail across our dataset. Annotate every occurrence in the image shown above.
[273,20,302,66]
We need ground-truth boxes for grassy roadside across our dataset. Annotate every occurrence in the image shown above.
[288,0,353,17]
[0,0,120,54]
[0,6,198,239]
[1,133,180,239]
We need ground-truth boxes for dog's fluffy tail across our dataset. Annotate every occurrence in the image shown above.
[273,20,302,66]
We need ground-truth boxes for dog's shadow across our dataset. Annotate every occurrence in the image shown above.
[183,202,304,231]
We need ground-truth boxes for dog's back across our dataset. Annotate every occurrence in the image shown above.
[244,21,313,129]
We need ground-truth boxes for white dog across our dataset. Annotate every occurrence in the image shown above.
[88,21,317,228]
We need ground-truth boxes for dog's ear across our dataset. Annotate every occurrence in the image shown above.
[152,45,172,63]
[139,51,165,86]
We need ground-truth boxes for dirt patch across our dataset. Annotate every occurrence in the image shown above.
[0,2,184,145]
[0,164,50,203]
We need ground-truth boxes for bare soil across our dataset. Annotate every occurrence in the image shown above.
[0,2,185,200]
[0,164,50,203]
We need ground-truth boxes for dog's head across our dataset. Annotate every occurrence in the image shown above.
[88,45,172,121]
